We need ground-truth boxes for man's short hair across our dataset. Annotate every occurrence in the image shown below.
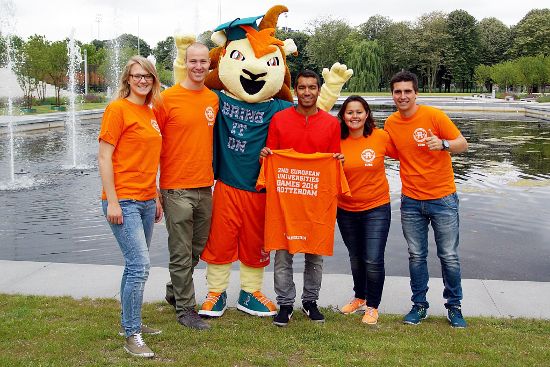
[185,42,209,58]
[390,71,419,92]
[294,69,321,89]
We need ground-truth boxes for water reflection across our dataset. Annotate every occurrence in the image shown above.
[1,118,549,281]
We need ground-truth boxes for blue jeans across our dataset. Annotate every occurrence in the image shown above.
[102,199,156,337]
[337,203,391,308]
[400,193,463,308]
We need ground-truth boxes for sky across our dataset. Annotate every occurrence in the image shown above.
[1,0,546,48]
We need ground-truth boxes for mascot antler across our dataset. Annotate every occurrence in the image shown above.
[258,5,288,30]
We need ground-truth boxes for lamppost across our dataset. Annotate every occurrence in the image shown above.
[83,49,88,95]
[96,13,102,39]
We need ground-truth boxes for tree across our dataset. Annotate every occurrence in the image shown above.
[414,12,449,92]
[346,40,383,92]
[12,38,37,109]
[117,33,151,57]
[25,35,49,101]
[44,40,69,106]
[478,17,512,65]
[446,10,480,92]
[474,64,493,91]
[514,56,547,93]
[358,15,391,40]
[376,21,415,88]
[153,36,175,70]
[304,17,354,73]
[276,28,312,82]
[491,61,518,92]
[511,9,550,57]
[81,42,108,92]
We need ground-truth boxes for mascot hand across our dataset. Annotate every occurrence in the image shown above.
[317,63,354,112]
[173,35,197,85]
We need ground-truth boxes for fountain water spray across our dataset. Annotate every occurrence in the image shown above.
[66,31,82,168]
[1,0,16,184]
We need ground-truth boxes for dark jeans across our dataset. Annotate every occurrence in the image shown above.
[400,193,462,308]
[337,203,391,308]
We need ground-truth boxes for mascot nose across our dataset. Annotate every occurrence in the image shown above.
[243,69,267,81]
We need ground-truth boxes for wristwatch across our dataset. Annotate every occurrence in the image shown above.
[442,139,450,151]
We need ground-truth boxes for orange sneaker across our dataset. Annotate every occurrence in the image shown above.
[198,291,227,317]
[362,307,379,325]
[340,298,366,315]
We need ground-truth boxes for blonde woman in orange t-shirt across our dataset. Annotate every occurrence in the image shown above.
[336,95,396,325]
[98,56,163,358]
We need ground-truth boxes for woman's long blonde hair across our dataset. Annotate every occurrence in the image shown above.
[116,55,161,107]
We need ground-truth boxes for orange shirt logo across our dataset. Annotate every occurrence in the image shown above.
[360,148,375,166]
[413,127,427,146]
[150,119,161,135]
[205,106,216,125]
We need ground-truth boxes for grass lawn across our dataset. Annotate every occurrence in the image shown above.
[1,294,548,366]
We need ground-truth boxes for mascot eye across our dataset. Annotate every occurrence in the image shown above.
[267,57,280,66]
[230,50,246,61]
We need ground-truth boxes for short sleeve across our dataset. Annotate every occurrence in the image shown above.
[436,110,461,140]
[98,103,124,147]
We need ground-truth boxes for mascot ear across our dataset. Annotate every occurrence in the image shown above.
[283,39,298,56]
[211,31,227,47]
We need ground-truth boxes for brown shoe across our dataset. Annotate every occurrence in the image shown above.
[124,333,154,358]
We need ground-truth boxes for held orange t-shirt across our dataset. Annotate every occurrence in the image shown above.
[338,128,396,212]
[384,105,461,200]
[256,149,351,256]
[153,84,219,189]
[98,98,162,201]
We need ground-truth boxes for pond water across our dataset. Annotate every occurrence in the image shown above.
[1,115,549,281]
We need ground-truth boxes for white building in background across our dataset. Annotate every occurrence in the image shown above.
[0,67,69,99]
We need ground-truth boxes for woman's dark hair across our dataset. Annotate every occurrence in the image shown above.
[337,95,375,139]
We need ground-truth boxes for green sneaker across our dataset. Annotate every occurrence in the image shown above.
[403,304,428,325]
[198,291,227,317]
[237,290,277,317]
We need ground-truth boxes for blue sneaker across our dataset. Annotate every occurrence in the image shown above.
[447,306,467,328]
[198,291,227,317]
[403,304,428,325]
[237,290,277,316]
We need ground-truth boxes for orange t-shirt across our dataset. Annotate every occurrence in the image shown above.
[153,84,219,189]
[256,149,351,256]
[338,128,396,211]
[98,98,162,201]
[384,105,461,200]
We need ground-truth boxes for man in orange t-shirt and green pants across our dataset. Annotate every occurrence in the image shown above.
[384,71,469,328]
[154,43,219,330]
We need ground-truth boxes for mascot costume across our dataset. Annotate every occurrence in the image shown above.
[171,5,353,317]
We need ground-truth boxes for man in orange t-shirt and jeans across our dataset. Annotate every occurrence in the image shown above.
[384,71,469,328]
[154,43,219,330]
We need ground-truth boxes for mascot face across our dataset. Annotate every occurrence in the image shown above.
[219,37,286,104]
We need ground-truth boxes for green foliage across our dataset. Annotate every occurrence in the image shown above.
[44,40,69,106]
[197,31,216,49]
[491,61,519,91]
[511,9,550,57]
[346,40,383,92]
[514,55,548,92]
[305,17,355,72]
[276,28,312,82]
[446,10,480,91]
[376,21,416,87]
[477,17,512,65]
[117,33,151,57]
[358,15,391,40]
[414,12,449,92]
[152,36,175,70]
[474,64,493,91]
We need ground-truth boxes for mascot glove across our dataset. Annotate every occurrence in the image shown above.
[173,34,197,85]
[317,63,353,112]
